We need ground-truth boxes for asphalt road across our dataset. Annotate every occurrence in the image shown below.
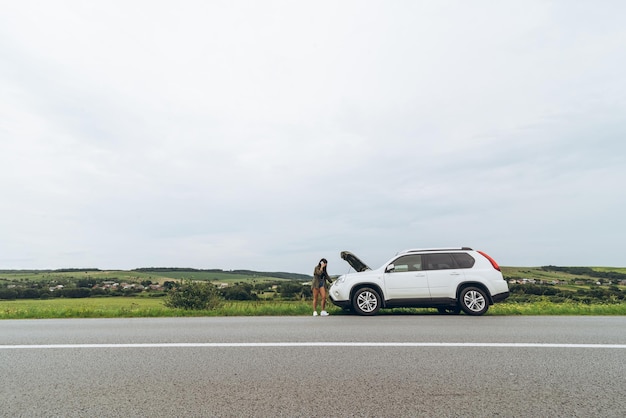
[1,316,625,417]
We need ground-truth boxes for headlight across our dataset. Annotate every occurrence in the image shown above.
[335,275,346,285]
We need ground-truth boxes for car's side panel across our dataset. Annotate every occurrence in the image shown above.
[383,271,430,300]
[426,269,464,299]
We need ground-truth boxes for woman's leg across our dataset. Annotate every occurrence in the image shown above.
[312,287,319,312]
[320,287,327,311]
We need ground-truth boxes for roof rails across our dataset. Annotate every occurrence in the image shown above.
[398,247,473,255]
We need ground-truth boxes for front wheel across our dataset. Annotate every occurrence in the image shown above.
[459,287,489,316]
[352,287,381,316]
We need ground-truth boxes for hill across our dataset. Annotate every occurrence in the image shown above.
[501,266,626,285]
[0,268,311,286]
[501,266,626,304]
[2,265,626,286]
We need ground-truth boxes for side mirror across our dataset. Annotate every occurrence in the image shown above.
[386,264,395,273]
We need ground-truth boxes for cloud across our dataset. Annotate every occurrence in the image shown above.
[1,0,625,272]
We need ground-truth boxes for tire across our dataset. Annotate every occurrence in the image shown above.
[437,306,461,315]
[352,287,381,316]
[459,286,489,316]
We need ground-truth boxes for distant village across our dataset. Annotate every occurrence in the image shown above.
[508,278,626,286]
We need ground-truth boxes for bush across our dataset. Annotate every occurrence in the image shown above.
[58,288,92,298]
[18,288,42,299]
[163,280,222,310]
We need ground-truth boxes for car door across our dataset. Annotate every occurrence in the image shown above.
[383,254,430,301]
[424,253,464,299]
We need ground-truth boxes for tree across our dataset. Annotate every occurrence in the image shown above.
[0,289,18,300]
[19,288,41,299]
[222,283,255,300]
[76,278,94,288]
[278,281,307,299]
[163,281,177,290]
[254,282,271,292]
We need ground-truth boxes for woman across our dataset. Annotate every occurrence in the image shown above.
[312,258,331,316]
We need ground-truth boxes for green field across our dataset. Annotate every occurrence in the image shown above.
[1,265,625,319]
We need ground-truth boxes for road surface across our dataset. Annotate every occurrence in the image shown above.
[1,316,625,417]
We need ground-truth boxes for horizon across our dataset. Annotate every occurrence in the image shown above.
[2,263,625,276]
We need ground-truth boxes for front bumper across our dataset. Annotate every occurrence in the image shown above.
[330,299,351,309]
[329,292,351,309]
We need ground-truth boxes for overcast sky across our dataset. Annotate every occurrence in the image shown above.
[1,1,625,274]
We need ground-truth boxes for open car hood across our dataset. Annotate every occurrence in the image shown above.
[340,251,371,272]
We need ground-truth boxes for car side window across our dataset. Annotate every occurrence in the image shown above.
[425,253,456,270]
[391,255,423,272]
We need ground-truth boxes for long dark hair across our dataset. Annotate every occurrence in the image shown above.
[319,258,328,276]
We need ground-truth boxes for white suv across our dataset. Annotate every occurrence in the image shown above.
[329,248,510,316]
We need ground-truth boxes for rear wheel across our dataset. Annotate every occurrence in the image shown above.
[459,286,489,316]
[352,287,381,316]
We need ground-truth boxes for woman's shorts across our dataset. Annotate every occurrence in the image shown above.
[311,277,325,289]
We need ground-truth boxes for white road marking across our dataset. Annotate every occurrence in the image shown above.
[1,342,625,349]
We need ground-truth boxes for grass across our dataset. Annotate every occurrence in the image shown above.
[1,297,625,319]
[0,297,331,319]
[0,297,174,319]
[490,300,626,315]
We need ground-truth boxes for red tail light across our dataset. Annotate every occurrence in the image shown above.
[478,251,501,271]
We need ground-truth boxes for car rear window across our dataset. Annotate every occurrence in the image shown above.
[425,252,475,270]
[425,253,455,270]
[452,253,475,269]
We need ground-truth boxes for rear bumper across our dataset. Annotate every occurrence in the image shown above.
[492,291,510,303]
